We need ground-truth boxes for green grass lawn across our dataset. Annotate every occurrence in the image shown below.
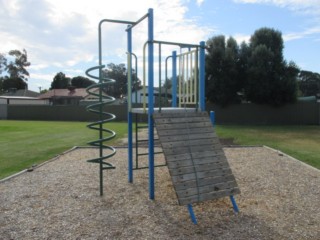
[0,120,128,180]
[1,121,319,180]
[216,125,320,169]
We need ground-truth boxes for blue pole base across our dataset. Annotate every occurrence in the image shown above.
[230,195,239,213]
[187,204,198,224]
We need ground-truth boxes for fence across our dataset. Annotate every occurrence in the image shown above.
[206,102,320,125]
[1,102,319,125]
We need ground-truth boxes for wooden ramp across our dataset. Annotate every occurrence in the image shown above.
[153,111,240,206]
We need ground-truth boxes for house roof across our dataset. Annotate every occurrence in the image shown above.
[0,96,39,100]
[39,88,88,99]
[1,89,40,97]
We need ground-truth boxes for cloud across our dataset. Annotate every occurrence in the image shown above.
[284,26,320,41]
[196,0,205,6]
[233,34,251,43]
[233,0,320,16]
[1,0,214,90]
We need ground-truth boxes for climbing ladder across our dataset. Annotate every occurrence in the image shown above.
[153,111,240,205]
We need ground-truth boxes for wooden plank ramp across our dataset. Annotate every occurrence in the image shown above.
[153,111,240,206]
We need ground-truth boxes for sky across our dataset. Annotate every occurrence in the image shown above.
[1,0,320,92]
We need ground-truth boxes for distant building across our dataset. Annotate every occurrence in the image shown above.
[38,87,111,105]
[0,88,47,105]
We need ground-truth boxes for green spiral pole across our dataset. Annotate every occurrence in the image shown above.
[85,65,116,196]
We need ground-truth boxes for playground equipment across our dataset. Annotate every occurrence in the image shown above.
[85,8,240,223]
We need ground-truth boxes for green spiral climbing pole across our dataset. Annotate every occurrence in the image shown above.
[85,65,116,196]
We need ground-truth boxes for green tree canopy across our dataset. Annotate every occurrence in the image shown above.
[0,53,7,75]
[102,63,141,98]
[298,70,320,97]
[6,49,30,81]
[0,49,30,91]
[246,28,298,106]
[205,28,299,106]
[50,72,71,89]
[205,35,241,106]
[1,76,27,90]
[71,76,95,88]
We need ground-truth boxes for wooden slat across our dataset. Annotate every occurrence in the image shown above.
[168,162,230,176]
[174,174,237,191]
[176,181,239,199]
[179,188,241,205]
[159,132,216,142]
[155,121,213,131]
[153,111,208,119]
[161,138,220,149]
[153,111,240,206]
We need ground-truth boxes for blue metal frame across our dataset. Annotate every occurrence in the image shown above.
[127,27,133,183]
[199,41,205,111]
[172,51,177,107]
[147,8,155,200]
[187,204,198,224]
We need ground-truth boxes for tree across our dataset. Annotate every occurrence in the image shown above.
[0,53,7,74]
[71,76,95,88]
[162,78,172,89]
[1,76,27,90]
[237,41,250,95]
[102,63,141,98]
[0,49,30,91]
[245,28,298,106]
[298,70,320,96]
[205,35,241,106]
[5,49,30,81]
[51,72,71,89]
[0,77,3,93]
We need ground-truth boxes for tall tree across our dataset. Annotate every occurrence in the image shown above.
[0,49,30,91]
[1,76,27,90]
[206,36,241,106]
[298,70,320,96]
[0,53,7,75]
[246,28,298,106]
[103,63,141,98]
[71,76,95,88]
[5,49,30,81]
[51,72,71,89]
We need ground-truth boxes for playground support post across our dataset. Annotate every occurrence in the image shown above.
[210,111,240,214]
[127,26,133,183]
[147,8,155,200]
[172,51,177,107]
[199,41,205,111]
[187,204,198,224]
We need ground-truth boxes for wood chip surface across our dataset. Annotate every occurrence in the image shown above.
[0,143,319,239]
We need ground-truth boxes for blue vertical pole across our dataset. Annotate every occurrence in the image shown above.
[210,111,215,127]
[172,51,177,107]
[127,26,133,183]
[199,41,205,111]
[148,8,155,200]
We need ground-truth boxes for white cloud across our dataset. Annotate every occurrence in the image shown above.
[283,26,320,41]
[233,34,251,43]
[196,0,205,6]
[233,0,320,16]
[0,0,213,90]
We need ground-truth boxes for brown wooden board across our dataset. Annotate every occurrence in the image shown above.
[153,111,240,206]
